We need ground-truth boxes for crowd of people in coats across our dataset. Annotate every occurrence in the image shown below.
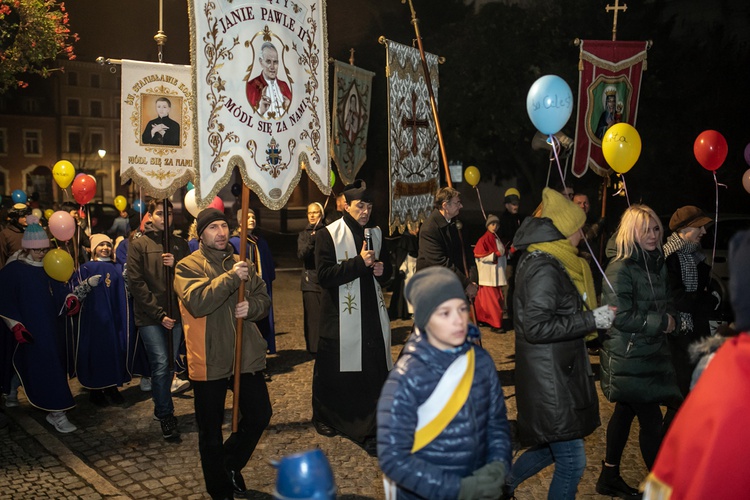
[1,179,748,499]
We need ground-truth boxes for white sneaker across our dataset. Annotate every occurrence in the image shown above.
[139,377,152,392]
[3,393,19,407]
[170,378,190,394]
[46,412,77,433]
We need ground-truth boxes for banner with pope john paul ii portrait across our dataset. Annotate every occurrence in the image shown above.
[189,0,330,210]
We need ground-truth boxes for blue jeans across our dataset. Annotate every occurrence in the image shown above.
[139,323,184,419]
[508,438,586,500]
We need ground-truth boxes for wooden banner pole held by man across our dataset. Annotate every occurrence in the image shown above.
[232,182,251,432]
[402,0,451,187]
[161,199,175,371]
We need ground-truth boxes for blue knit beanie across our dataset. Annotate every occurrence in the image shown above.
[729,229,750,331]
[22,215,49,249]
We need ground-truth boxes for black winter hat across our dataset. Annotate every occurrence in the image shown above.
[196,208,228,237]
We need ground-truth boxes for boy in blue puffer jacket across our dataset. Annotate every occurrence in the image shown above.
[377,266,512,499]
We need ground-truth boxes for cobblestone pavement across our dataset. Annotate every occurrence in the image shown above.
[1,266,648,499]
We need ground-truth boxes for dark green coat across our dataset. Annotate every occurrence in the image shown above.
[600,247,681,404]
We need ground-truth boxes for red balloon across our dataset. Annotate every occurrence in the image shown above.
[207,196,225,212]
[694,130,728,171]
[72,174,96,205]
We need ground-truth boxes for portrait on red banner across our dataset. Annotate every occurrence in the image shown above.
[571,40,648,177]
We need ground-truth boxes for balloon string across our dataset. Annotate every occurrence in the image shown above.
[583,234,615,295]
[475,186,487,220]
[711,171,719,271]
[621,174,631,207]
[549,134,567,188]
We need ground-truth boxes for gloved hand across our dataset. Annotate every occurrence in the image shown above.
[473,461,507,486]
[458,463,506,500]
[593,305,616,329]
[71,275,102,303]
[65,294,81,316]
[12,323,34,344]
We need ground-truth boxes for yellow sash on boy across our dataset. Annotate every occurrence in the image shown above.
[411,346,475,453]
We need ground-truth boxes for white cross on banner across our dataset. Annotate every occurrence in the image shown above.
[189,0,330,210]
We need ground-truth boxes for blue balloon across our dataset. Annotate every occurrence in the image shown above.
[186,181,195,191]
[11,189,27,204]
[132,199,145,214]
[526,75,574,135]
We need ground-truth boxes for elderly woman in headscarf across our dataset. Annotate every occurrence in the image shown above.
[507,188,612,499]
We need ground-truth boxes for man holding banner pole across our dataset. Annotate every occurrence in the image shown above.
[174,207,272,499]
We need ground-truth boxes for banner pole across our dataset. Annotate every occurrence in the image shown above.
[232,181,251,433]
[162,199,175,373]
[402,0,451,187]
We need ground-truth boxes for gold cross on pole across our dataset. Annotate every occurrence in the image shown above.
[605,0,627,41]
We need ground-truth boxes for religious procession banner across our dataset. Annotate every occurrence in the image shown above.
[571,40,649,177]
[384,39,440,235]
[120,60,194,199]
[330,60,374,186]
[189,0,330,210]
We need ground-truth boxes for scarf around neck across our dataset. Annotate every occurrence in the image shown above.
[528,239,597,310]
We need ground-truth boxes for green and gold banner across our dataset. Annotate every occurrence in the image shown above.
[330,60,374,186]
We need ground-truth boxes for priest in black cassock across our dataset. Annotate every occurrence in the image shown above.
[312,180,392,455]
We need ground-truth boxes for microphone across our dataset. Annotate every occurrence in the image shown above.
[364,228,373,251]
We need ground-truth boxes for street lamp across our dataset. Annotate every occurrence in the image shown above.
[98,149,106,202]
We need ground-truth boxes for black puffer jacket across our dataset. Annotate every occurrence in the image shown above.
[512,217,600,446]
[600,243,680,404]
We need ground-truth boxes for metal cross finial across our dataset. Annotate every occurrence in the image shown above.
[605,0,627,41]
[349,48,355,66]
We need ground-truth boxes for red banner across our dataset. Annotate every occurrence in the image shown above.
[572,40,649,177]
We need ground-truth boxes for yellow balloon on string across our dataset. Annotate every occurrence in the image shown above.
[464,166,481,187]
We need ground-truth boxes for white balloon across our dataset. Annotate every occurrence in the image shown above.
[184,190,200,217]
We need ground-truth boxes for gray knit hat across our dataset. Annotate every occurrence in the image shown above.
[196,208,228,237]
[406,266,467,331]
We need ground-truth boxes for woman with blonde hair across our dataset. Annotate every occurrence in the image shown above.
[597,204,679,498]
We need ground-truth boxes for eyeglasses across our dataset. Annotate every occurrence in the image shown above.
[30,248,50,253]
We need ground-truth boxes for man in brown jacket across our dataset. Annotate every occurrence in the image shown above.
[174,208,271,500]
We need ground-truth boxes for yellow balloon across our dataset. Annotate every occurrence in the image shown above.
[44,209,54,220]
[43,248,75,282]
[464,166,481,187]
[602,123,642,174]
[114,195,128,212]
[52,160,76,189]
